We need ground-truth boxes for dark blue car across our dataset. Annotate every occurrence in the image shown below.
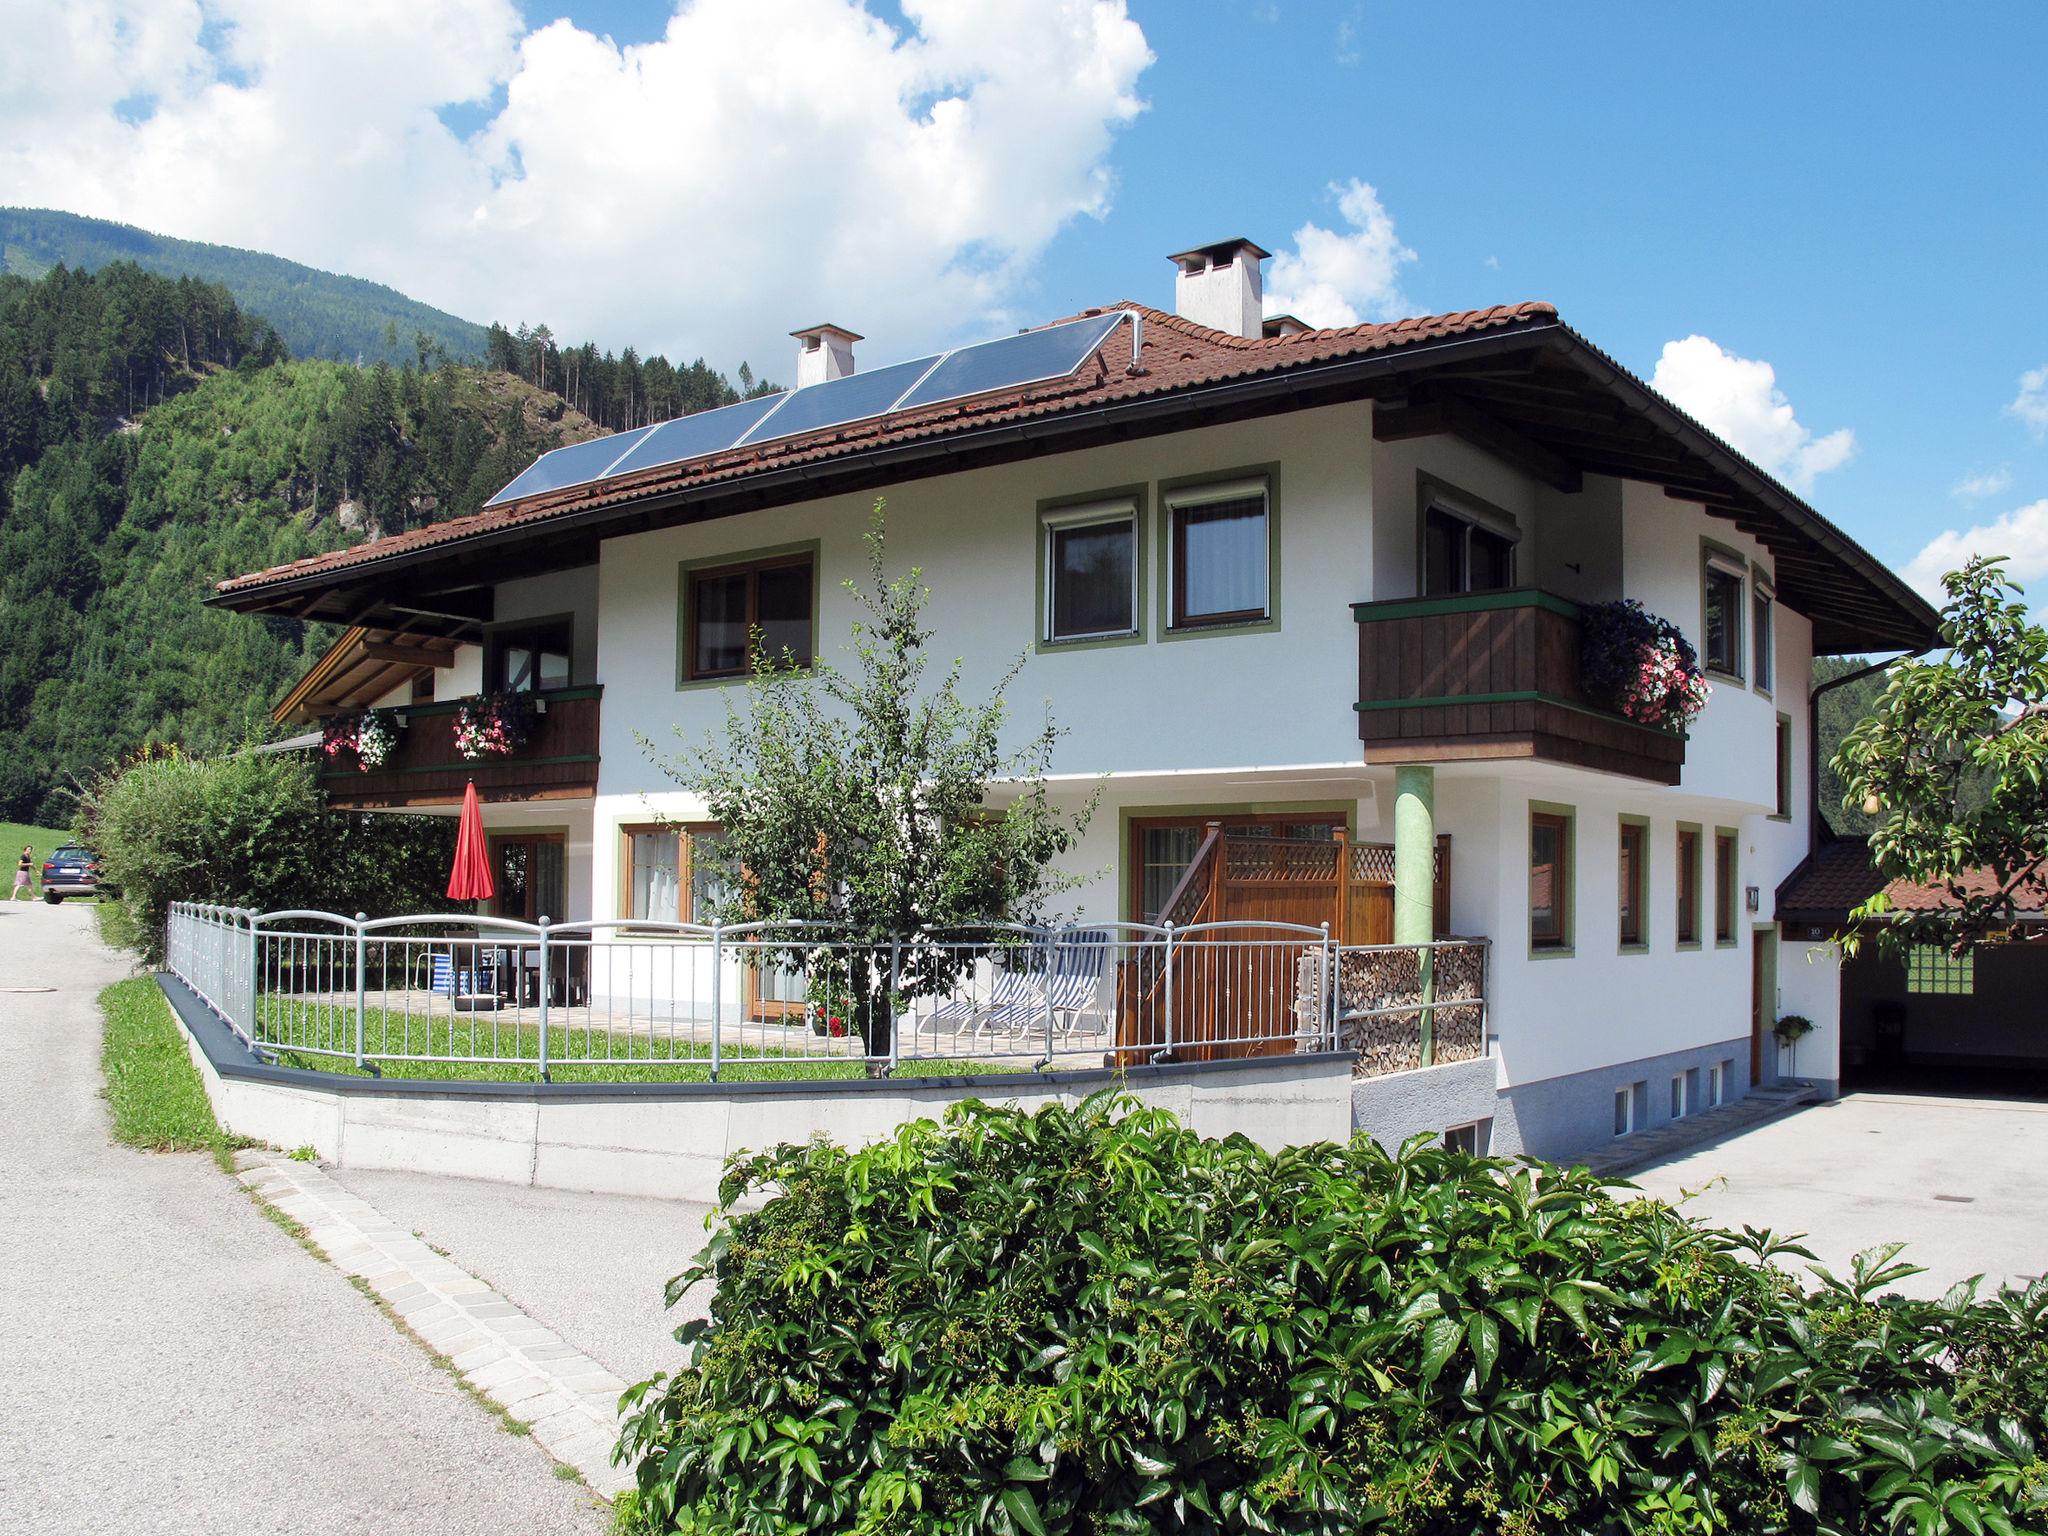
[40,845,110,903]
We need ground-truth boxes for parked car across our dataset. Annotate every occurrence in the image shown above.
[40,845,112,903]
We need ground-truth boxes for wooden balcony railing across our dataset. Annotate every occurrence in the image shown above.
[317,686,602,809]
[1354,590,1685,785]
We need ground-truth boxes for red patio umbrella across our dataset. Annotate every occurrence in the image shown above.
[447,780,495,903]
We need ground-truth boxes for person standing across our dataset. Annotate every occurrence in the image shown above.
[12,845,32,901]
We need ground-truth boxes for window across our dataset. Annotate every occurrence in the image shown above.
[1907,945,1975,995]
[490,620,571,693]
[1618,819,1647,949]
[1714,830,1738,944]
[1775,715,1793,819]
[1670,1072,1688,1119]
[1043,499,1137,642]
[1613,1085,1637,1137]
[1708,1060,1729,1107]
[622,826,681,923]
[1422,497,1518,596]
[410,670,435,704]
[1753,581,1775,693]
[1703,555,1745,678]
[1443,1120,1492,1156]
[1676,826,1701,945]
[1530,809,1571,951]
[686,552,815,680]
[1167,478,1270,628]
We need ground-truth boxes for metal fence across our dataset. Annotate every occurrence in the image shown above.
[164,904,1486,1081]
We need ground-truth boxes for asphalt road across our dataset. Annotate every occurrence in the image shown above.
[1627,1090,2048,1299]
[0,900,608,1535]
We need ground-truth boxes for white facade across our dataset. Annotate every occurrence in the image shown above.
[407,389,1854,1156]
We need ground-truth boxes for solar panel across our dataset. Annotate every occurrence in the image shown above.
[734,355,941,447]
[893,313,1124,412]
[484,427,654,508]
[601,393,786,481]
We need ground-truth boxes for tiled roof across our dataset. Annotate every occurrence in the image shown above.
[214,302,1558,596]
[1775,837,2048,920]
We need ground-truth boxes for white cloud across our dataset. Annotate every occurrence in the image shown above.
[0,0,1153,370]
[1648,335,1856,493]
[1263,179,1416,328]
[1952,466,2014,500]
[1904,498,2048,604]
[2010,365,2048,441]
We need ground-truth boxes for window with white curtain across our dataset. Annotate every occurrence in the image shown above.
[624,828,681,923]
[1167,478,1270,628]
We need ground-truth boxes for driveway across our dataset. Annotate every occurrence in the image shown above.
[0,901,606,1535]
[1626,1092,2048,1299]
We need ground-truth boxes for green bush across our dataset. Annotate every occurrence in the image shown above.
[77,748,454,962]
[617,1094,2048,1536]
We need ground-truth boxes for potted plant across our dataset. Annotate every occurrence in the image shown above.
[1578,599,1711,733]
[1773,1012,1815,1075]
[320,708,401,772]
[453,691,535,760]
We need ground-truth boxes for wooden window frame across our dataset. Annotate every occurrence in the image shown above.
[1617,816,1649,952]
[1417,475,1521,598]
[1158,468,1279,636]
[1773,713,1794,821]
[1039,494,1142,646]
[1529,805,1573,955]
[1714,827,1739,946]
[484,613,574,695]
[677,544,820,686]
[1752,577,1775,697]
[1700,541,1747,683]
[1676,824,1702,948]
[617,821,722,927]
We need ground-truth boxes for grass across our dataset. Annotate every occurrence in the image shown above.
[94,892,141,953]
[99,976,251,1171]
[1,818,70,901]
[257,998,1048,1084]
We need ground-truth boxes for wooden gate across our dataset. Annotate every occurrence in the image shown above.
[1219,826,1450,944]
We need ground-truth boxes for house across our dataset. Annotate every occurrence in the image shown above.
[212,238,1936,1159]
[1776,837,2048,1094]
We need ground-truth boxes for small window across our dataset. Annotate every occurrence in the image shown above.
[1670,1073,1687,1119]
[1707,1061,1726,1108]
[1618,820,1647,949]
[410,670,435,704]
[1044,501,1137,642]
[687,553,814,680]
[1703,558,1744,678]
[491,621,571,693]
[1775,715,1793,819]
[1753,583,1775,693]
[1530,810,1570,951]
[1423,498,1518,596]
[1443,1120,1492,1156]
[1907,946,1975,995]
[1714,832,1737,944]
[1613,1086,1636,1137]
[1168,479,1270,628]
[1676,827,1701,945]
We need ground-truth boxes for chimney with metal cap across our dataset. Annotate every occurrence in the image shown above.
[1167,239,1271,339]
[791,323,860,387]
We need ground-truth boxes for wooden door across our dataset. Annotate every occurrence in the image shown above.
[488,834,565,923]
[1751,927,1777,1082]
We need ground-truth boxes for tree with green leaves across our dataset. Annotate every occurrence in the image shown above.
[657,504,1092,1058]
[1834,555,2048,956]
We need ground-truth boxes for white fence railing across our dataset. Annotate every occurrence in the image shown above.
[163,904,1488,1081]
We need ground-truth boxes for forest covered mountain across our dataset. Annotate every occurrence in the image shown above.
[0,207,490,368]
[0,258,768,824]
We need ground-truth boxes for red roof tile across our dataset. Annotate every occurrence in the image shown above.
[1776,837,2048,920]
[214,301,1558,596]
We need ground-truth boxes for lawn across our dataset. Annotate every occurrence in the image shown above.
[257,998,1045,1083]
[1,819,72,901]
[100,976,242,1168]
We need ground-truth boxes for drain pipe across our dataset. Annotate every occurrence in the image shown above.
[1807,650,1930,852]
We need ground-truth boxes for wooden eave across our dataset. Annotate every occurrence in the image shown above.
[272,624,468,726]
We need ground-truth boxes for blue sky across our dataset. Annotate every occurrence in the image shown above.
[6,1,2044,592]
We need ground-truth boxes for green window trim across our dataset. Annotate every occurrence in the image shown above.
[1771,712,1795,822]
[1675,820,1704,950]
[1528,799,1576,959]
[1156,461,1282,640]
[1713,825,1741,948]
[1751,575,1777,700]
[674,539,823,691]
[1033,484,1149,654]
[1617,814,1651,955]
[1700,535,1748,686]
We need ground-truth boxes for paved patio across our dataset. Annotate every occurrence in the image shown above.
[1623,1090,2048,1298]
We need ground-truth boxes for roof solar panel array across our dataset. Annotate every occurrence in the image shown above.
[484,311,1129,509]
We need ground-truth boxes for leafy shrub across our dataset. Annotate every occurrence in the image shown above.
[618,1094,2048,1536]
[1579,599,1710,733]
[77,748,454,962]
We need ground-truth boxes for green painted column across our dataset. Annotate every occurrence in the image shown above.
[1393,765,1436,946]
[1394,765,1438,1065]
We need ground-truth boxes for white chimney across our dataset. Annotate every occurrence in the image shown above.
[1167,239,1271,339]
[791,323,861,387]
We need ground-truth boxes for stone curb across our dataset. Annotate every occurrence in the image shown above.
[237,1152,634,1499]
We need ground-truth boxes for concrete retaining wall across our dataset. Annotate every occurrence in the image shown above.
[1349,1053,1500,1151]
[160,975,1356,1203]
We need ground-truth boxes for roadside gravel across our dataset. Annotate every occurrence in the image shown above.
[0,901,607,1535]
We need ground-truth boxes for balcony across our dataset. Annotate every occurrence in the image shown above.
[1354,590,1685,785]
[318,686,602,810]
